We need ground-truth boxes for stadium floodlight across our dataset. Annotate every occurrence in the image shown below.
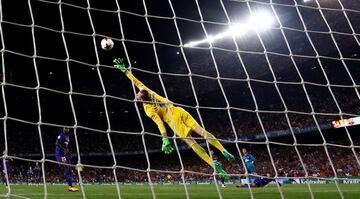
[184,11,274,47]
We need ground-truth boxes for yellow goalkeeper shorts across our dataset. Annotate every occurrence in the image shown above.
[168,106,199,138]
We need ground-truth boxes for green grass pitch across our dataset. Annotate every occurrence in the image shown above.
[1,184,360,199]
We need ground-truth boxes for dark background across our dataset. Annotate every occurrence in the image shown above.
[0,0,359,172]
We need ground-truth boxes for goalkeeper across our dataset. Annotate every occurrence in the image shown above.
[113,58,235,176]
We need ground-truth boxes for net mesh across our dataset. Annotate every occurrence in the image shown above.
[0,0,360,198]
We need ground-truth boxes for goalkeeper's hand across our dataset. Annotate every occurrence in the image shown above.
[161,137,174,154]
[113,58,127,73]
[77,163,84,172]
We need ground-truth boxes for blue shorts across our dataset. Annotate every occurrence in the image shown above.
[254,178,264,187]
[246,166,256,174]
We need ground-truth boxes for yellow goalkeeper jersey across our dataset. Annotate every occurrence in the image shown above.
[125,71,173,134]
[125,71,198,137]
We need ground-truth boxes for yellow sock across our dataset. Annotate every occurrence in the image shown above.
[191,143,213,167]
[202,130,226,153]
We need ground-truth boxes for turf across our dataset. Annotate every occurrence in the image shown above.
[1,184,360,199]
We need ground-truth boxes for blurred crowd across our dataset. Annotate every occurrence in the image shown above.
[1,73,360,184]
[2,136,359,184]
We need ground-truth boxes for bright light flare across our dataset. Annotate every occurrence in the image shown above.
[227,23,249,37]
[184,11,274,48]
[249,11,274,30]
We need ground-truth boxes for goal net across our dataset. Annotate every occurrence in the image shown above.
[0,0,360,198]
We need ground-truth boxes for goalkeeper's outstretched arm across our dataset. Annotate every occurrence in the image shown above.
[113,58,168,103]
[144,106,174,154]
[144,108,167,136]
[113,58,174,154]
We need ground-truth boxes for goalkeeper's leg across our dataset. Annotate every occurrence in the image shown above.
[184,138,228,178]
[193,127,235,162]
[178,108,234,162]
[184,138,212,166]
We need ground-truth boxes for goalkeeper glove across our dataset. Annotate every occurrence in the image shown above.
[77,164,84,172]
[161,137,174,154]
[113,58,127,73]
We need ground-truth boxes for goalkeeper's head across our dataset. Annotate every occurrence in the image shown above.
[136,89,151,102]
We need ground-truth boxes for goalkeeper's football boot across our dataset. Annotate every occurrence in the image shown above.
[223,151,235,162]
[68,186,79,192]
[214,162,229,180]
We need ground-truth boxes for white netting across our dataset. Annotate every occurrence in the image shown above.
[0,0,360,198]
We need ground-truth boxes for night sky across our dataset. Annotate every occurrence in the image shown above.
[0,0,359,159]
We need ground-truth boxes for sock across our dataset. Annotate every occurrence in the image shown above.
[201,130,226,153]
[247,176,253,184]
[64,167,73,187]
[191,143,213,166]
[4,177,7,186]
[221,178,225,185]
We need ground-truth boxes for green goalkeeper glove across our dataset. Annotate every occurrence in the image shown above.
[113,58,127,72]
[162,137,174,154]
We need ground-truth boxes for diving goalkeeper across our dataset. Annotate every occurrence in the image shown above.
[113,58,235,176]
